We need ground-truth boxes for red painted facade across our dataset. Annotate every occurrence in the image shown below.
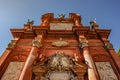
[0,13,120,80]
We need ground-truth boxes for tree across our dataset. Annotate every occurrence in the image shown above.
[118,48,120,57]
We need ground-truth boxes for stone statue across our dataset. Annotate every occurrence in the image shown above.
[24,19,34,29]
[58,14,65,18]
[89,18,97,27]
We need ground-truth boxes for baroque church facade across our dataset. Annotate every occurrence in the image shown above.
[0,13,120,80]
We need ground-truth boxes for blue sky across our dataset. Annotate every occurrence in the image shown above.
[0,0,120,55]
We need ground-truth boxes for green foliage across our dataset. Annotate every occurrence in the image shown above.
[118,48,120,57]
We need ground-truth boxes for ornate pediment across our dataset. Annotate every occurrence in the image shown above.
[32,52,88,80]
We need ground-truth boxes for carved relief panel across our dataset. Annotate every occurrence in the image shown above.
[1,62,24,80]
[50,23,73,30]
[95,62,118,80]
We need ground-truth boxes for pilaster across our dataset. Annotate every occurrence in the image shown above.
[79,36,98,80]
[104,40,120,79]
[19,35,43,80]
[0,38,19,78]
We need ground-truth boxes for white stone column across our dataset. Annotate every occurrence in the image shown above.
[19,36,42,80]
[79,36,97,80]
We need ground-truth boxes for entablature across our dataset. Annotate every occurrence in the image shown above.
[96,29,111,39]
[86,30,99,39]
[74,26,90,36]
[50,18,73,23]
[10,13,111,40]
[10,29,25,38]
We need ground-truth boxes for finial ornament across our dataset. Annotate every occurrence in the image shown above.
[94,18,97,23]
[27,19,34,26]
[89,18,97,27]
[24,19,34,29]
[58,14,65,18]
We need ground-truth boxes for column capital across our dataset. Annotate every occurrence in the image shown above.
[7,40,17,49]
[105,42,113,50]
[79,37,88,48]
[32,37,42,48]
